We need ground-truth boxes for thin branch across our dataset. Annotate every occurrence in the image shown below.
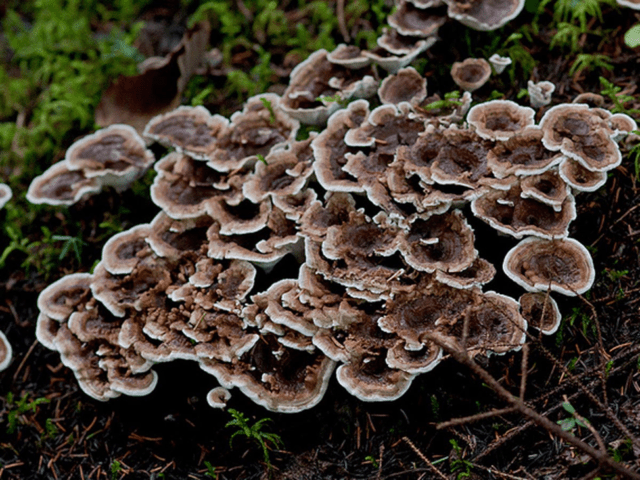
[520,343,529,401]
[424,333,640,480]
[402,437,448,480]
[436,407,517,430]
[336,0,350,42]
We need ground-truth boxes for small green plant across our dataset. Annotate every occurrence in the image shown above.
[422,91,462,111]
[604,268,628,282]
[260,97,277,125]
[449,439,473,479]
[600,78,640,116]
[316,93,349,107]
[225,408,283,469]
[569,53,613,76]
[43,418,59,440]
[110,459,122,480]
[365,455,379,468]
[4,392,50,434]
[203,460,218,479]
[256,154,268,165]
[557,401,590,432]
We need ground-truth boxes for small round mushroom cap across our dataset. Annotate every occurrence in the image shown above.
[206,386,231,409]
[451,58,492,92]
[0,331,12,372]
[444,0,526,31]
[489,54,512,74]
[377,27,434,56]
[65,124,155,187]
[378,67,427,106]
[558,157,607,192]
[101,224,152,275]
[0,183,12,210]
[37,273,93,321]
[528,80,555,108]
[326,44,371,69]
[503,237,595,296]
[389,1,448,37]
[519,292,562,335]
[143,105,227,160]
[27,162,102,206]
[572,93,605,107]
[467,100,535,141]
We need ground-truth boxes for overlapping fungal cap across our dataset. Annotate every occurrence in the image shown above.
[451,58,492,92]
[443,0,525,31]
[389,1,448,37]
[540,104,623,172]
[558,157,607,192]
[27,125,155,206]
[504,237,595,296]
[281,49,377,125]
[143,106,227,160]
[0,184,11,209]
[27,162,102,206]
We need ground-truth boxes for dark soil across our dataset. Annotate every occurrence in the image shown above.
[1,2,640,480]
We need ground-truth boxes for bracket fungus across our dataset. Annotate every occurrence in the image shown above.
[443,0,525,31]
[28,125,155,206]
[32,25,628,412]
[504,237,595,296]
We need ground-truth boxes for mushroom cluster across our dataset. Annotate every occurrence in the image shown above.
[32,40,634,412]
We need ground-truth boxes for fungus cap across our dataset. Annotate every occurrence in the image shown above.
[528,80,555,108]
[503,237,595,296]
[558,157,607,192]
[444,0,525,31]
[65,124,155,187]
[206,386,231,409]
[450,58,492,92]
[489,54,512,74]
[378,67,427,106]
[0,183,11,210]
[0,331,12,372]
[388,1,447,37]
[466,100,535,141]
[519,292,562,335]
[27,162,102,206]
